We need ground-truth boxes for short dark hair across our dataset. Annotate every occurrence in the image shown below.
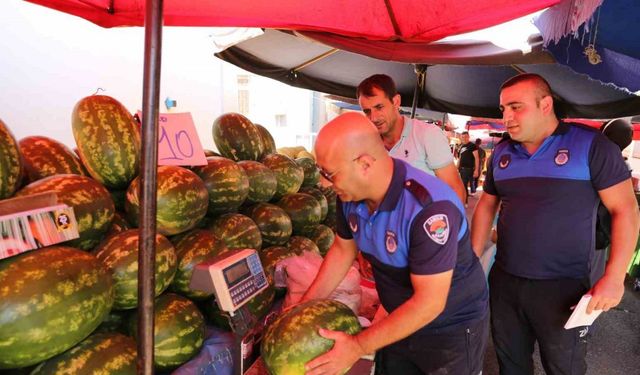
[500,73,552,99]
[461,131,469,136]
[475,138,482,145]
[357,74,398,100]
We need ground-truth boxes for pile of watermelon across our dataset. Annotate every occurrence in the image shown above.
[0,96,339,372]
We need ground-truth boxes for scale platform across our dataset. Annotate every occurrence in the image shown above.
[245,357,375,375]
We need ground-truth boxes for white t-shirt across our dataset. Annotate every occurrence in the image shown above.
[388,116,454,175]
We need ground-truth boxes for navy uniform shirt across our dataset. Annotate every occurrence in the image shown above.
[484,122,630,280]
[336,159,488,333]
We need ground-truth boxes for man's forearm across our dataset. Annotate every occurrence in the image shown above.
[471,199,498,257]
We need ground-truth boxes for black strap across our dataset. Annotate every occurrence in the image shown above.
[404,179,433,207]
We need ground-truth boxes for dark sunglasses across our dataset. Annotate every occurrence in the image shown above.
[316,155,370,183]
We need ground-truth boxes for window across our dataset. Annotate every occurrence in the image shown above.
[237,75,250,115]
[275,114,287,128]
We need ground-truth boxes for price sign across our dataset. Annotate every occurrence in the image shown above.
[138,111,208,166]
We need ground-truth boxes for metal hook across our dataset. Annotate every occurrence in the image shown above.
[93,87,105,95]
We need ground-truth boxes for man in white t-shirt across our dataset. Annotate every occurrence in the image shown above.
[357,74,466,203]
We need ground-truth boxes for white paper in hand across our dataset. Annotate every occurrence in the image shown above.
[564,294,603,329]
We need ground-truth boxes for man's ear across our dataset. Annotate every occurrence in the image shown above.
[540,95,554,115]
[357,154,376,173]
[392,94,401,109]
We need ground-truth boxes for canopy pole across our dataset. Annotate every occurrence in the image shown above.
[292,49,339,73]
[138,0,163,373]
[510,64,526,74]
[411,64,427,119]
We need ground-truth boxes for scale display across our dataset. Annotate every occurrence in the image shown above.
[190,248,268,313]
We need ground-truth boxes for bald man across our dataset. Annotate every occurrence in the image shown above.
[301,112,488,375]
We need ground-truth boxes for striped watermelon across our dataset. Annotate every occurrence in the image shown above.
[0,246,114,369]
[18,135,86,183]
[295,157,320,187]
[237,160,277,204]
[30,332,136,375]
[208,213,262,251]
[261,299,361,375]
[298,186,328,222]
[259,245,296,297]
[288,235,320,255]
[0,118,23,199]
[93,229,177,310]
[15,174,115,250]
[310,224,335,256]
[276,193,322,236]
[72,95,141,189]
[95,309,131,335]
[129,293,205,370]
[105,212,131,238]
[193,156,248,216]
[255,123,276,157]
[170,229,229,300]
[125,165,209,236]
[109,189,127,212]
[212,113,264,161]
[245,202,292,246]
[261,153,304,200]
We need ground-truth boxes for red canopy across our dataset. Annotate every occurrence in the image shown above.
[26,0,559,41]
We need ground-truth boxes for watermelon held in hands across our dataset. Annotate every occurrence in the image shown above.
[30,332,137,375]
[193,156,249,216]
[129,293,206,371]
[170,229,229,300]
[125,165,209,236]
[15,174,115,250]
[18,135,86,183]
[0,118,23,199]
[0,246,114,369]
[261,299,362,375]
[72,95,141,190]
[212,113,264,161]
[93,229,177,310]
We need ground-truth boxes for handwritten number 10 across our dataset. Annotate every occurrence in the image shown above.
[158,125,194,160]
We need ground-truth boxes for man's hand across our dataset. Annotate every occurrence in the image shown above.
[587,273,625,313]
[304,329,365,375]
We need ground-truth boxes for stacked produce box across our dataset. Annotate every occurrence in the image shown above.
[0,95,349,374]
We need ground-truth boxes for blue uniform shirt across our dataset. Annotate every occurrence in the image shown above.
[484,122,630,279]
[336,159,488,333]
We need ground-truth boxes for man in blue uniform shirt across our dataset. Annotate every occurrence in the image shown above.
[472,73,640,375]
[301,112,489,375]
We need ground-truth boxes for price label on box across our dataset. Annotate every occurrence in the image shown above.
[138,111,208,166]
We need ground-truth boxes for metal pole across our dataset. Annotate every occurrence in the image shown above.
[411,65,427,119]
[138,0,163,373]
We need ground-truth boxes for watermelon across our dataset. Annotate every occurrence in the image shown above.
[193,156,248,216]
[261,299,361,375]
[208,213,262,251]
[129,293,205,370]
[0,246,114,369]
[310,224,335,256]
[298,186,328,222]
[212,113,264,161]
[260,153,304,200]
[0,118,23,199]
[288,236,320,255]
[72,95,141,189]
[170,229,229,300]
[109,189,127,212]
[295,157,320,187]
[30,332,136,375]
[125,165,209,236]
[245,203,292,246]
[259,245,296,297]
[95,309,131,335]
[237,160,277,204]
[18,135,86,183]
[255,123,276,157]
[93,229,177,310]
[105,212,131,238]
[276,193,322,236]
[15,174,115,250]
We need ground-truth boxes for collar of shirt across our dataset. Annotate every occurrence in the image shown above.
[510,121,571,156]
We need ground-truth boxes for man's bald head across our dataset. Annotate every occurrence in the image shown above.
[315,112,388,164]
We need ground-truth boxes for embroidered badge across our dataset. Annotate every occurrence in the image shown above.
[348,213,358,233]
[555,149,570,166]
[385,230,398,253]
[498,154,511,169]
[423,214,450,245]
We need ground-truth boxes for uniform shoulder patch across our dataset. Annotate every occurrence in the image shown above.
[423,214,450,245]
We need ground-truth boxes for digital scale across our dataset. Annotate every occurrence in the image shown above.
[190,248,269,375]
